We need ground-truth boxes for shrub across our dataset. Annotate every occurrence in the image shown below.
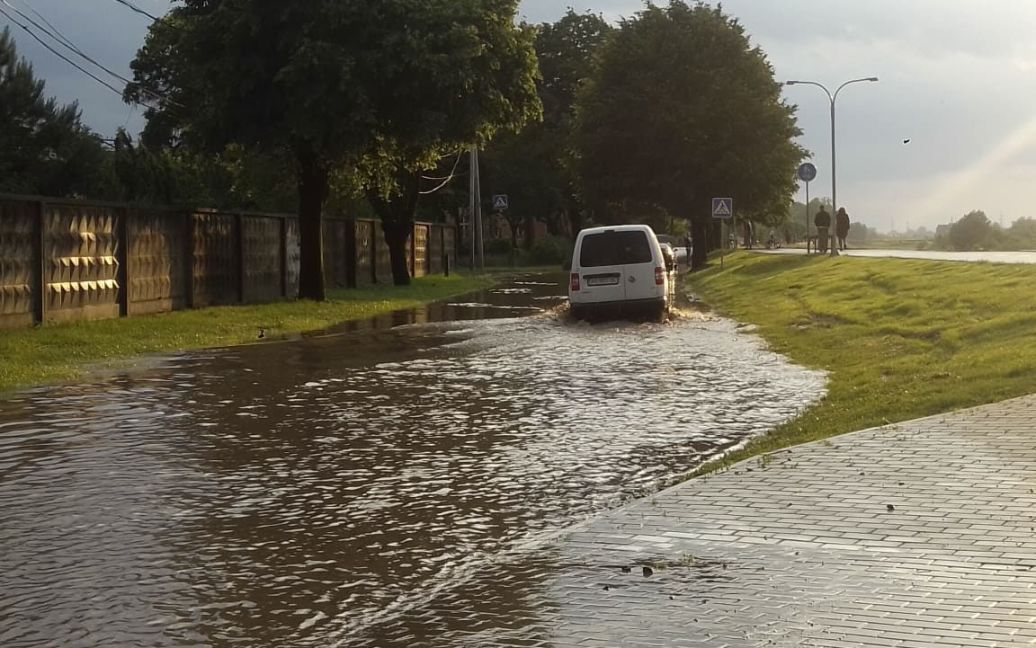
[484,238,514,256]
[529,235,573,266]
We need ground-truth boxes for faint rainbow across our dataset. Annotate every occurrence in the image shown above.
[915,114,1036,220]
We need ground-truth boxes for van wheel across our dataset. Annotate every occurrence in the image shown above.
[570,305,585,320]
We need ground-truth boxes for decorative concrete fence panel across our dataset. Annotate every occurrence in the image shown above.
[355,220,374,285]
[192,212,239,308]
[127,209,187,316]
[285,218,301,299]
[44,203,120,323]
[0,193,456,327]
[413,224,430,278]
[374,225,391,283]
[428,224,444,275]
[0,200,37,328]
[242,215,282,304]
[323,219,349,289]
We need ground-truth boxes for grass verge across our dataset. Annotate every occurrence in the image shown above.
[686,252,1036,475]
[0,273,505,395]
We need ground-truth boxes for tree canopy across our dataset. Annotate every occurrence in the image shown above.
[480,11,613,241]
[948,210,992,251]
[0,27,110,198]
[573,1,803,268]
[128,0,540,293]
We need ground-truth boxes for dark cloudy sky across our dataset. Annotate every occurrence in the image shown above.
[5,0,1036,230]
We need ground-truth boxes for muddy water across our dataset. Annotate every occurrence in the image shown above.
[0,274,824,647]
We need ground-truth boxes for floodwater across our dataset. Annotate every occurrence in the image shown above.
[0,274,825,647]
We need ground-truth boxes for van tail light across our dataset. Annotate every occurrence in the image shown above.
[570,273,581,291]
[655,267,665,285]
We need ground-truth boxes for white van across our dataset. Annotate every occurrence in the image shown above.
[568,224,671,320]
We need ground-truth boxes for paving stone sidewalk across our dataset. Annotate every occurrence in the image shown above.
[348,396,1036,647]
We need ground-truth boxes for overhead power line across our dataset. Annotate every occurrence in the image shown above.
[111,0,159,21]
[4,0,131,85]
[420,151,466,195]
[18,0,77,52]
[0,3,126,97]
[0,0,177,110]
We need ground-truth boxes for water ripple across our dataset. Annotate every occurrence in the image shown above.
[0,274,824,647]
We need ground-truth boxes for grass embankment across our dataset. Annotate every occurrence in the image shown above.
[0,273,503,395]
[688,252,1036,474]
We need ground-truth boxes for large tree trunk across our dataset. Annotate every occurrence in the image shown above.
[545,211,563,236]
[510,220,521,266]
[296,152,329,301]
[382,219,412,285]
[367,168,421,286]
[691,217,710,271]
[523,214,536,248]
[566,206,585,237]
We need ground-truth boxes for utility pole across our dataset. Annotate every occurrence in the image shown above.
[469,148,486,271]
[468,149,475,270]
[472,148,484,271]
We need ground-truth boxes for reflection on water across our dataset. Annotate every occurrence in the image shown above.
[0,274,824,647]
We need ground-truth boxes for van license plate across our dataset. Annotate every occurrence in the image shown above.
[586,275,619,286]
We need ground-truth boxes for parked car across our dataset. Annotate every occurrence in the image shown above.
[658,243,677,272]
[568,224,671,321]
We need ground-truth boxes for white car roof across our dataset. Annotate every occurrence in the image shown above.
[577,224,657,236]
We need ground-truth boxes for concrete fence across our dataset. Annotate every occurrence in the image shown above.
[0,193,457,329]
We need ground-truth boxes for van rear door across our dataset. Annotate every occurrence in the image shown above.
[577,231,627,302]
[615,231,658,301]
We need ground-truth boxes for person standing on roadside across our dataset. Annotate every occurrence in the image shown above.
[814,205,831,253]
[742,219,754,249]
[683,234,692,269]
[835,207,851,251]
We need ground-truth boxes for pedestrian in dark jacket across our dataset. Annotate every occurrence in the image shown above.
[835,208,851,251]
[814,206,831,253]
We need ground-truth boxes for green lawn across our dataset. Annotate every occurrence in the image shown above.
[0,273,502,395]
[687,252,1036,474]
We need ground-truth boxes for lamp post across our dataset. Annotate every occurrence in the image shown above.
[785,77,878,256]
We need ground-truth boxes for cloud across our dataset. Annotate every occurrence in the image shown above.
[1,0,164,135]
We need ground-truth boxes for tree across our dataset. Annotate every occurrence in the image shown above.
[358,0,541,285]
[948,210,992,251]
[784,197,833,242]
[128,1,538,294]
[573,1,803,269]
[479,130,559,254]
[480,11,613,239]
[1008,217,1036,249]
[0,28,111,198]
[847,222,870,244]
[108,130,301,211]
[128,4,378,299]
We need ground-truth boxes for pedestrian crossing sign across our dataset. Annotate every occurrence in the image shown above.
[712,197,733,220]
[492,194,509,211]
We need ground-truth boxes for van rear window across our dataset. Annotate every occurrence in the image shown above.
[579,231,653,267]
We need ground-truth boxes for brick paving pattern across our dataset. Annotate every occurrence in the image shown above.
[345,397,1036,647]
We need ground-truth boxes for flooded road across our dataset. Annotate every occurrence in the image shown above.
[0,274,824,647]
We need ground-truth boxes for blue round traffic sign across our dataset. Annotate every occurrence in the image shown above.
[798,162,817,183]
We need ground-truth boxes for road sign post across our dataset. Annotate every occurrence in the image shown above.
[712,198,733,267]
[798,163,817,252]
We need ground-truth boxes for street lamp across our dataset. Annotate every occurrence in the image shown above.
[785,77,879,257]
